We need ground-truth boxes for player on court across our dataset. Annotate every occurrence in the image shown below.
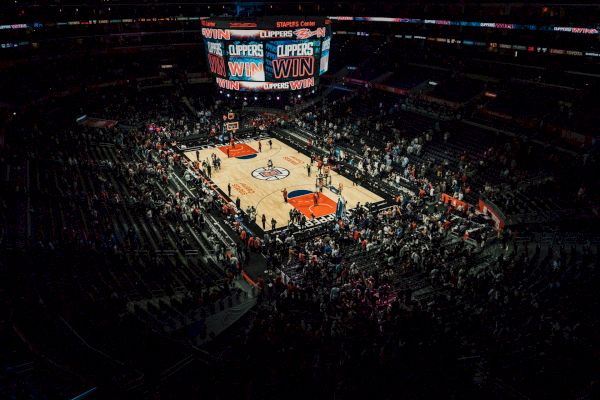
[267,159,273,170]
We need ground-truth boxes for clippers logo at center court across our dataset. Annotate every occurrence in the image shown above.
[251,167,290,181]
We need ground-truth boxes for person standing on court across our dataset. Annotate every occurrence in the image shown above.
[261,214,267,230]
[227,182,231,197]
[271,218,277,230]
[196,150,200,161]
[230,136,236,148]
[282,188,288,203]
[307,164,311,177]
[268,139,272,150]
[236,197,241,209]
[258,141,262,152]
[313,192,319,206]
[207,163,212,178]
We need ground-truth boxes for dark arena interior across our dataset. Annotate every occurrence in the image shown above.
[1,1,600,399]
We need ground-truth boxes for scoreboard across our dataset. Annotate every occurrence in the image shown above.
[202,17,332,92]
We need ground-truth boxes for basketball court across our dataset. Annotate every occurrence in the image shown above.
[184,138,384,231]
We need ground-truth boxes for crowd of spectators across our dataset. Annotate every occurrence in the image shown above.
[0,88,255,396]
[294,87,597,213]
[1,80,599,399]
[202,86,599,399]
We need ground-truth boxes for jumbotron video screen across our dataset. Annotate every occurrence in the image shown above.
[202,17,331,91]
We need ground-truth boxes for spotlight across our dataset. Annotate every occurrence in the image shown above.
[276,96,280,100]
[254,96,257,100]
[297,94,301,98]
[226,93,230,98]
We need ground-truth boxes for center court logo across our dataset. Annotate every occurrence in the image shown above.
[251,167,290,181]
